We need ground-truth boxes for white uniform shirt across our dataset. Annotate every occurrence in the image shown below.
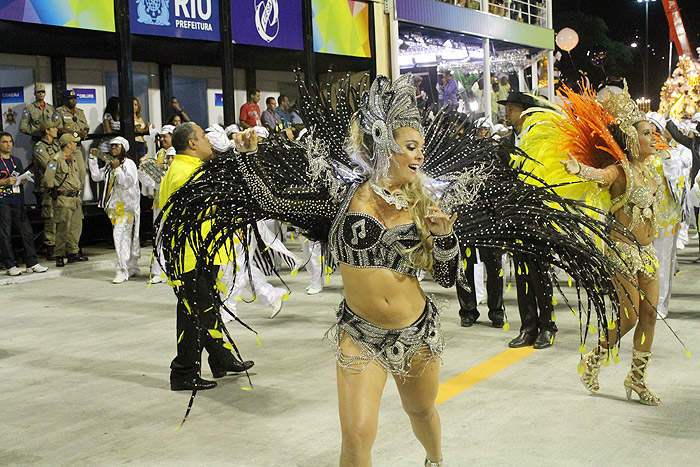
[88,157,141,214]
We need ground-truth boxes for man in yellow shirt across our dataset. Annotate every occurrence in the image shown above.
[160,122,254,391]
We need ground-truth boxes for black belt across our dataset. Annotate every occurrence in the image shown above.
[58,190,81,197]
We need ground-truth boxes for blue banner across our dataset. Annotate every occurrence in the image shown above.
[232,0,303,51]
[215,93,223,107]
[1,87,24,104]
[1,86,24,104]
[130,0,220,41]
[73,88,97,104]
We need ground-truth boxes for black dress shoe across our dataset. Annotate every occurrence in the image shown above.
[67,254,89,263]
[508,331,536,348]
[211,359,255,378]
[533,329,556,349]
[693,257,700,264]
[171,376,217,391]
[45,246,55,261]
[55,257,65,268]
[460,316,476,327]
[489,312,505,328]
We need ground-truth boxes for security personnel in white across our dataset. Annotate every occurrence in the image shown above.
[88,137,141,283]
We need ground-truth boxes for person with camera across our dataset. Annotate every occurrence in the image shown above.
[170,97,190,124]
[43,133,87,267]
[88,137,141,284]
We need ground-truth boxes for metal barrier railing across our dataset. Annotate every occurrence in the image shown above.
[437,0,547,27]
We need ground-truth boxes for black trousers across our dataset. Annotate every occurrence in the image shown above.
[170,266,239,381]
[0,203,38,269]
[457,247,505,322]
[512,253,557,334]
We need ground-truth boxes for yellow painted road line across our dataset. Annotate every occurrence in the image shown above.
[436,347,536,405]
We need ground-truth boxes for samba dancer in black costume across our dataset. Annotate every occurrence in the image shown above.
[158,74,634,465]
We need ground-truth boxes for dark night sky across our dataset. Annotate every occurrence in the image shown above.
[553,0,700,105]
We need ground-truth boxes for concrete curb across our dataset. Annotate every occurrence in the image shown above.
[0,247,120,286]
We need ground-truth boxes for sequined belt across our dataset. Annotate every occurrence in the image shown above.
[605,241,659,280]
[328,296,445,378]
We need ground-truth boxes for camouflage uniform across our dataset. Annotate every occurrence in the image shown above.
[33,129,61,249]
[43,135,86,259]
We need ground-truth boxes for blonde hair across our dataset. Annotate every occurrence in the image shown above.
[133,97,143,118]
[346,121,437,272]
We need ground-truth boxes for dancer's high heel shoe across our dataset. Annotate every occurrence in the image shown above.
[580,348,608,393]
[624,349,660,406]
[425,457,443,467]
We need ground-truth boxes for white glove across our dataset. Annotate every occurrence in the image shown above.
[253,126,269,139]
[225,124,241,136]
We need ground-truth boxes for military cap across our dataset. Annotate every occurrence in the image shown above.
[64,89,77,99]
[59,133,80,146]
[35,83,46,93]
[40,119,59,132]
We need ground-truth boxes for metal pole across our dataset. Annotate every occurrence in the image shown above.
[245,68,256,94]
[546,0,554,101]
[389,0,400,80]
[302,0,316,83]
[50,56,67,107]
[159,64,173,125]
[219,0,236,125]
[483,38,492,121]
[644,1,649,97]
[114,0,135,161]
[368,2,377,81]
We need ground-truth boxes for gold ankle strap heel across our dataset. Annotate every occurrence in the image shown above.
[580,348,608,393]
[624,349,660,406]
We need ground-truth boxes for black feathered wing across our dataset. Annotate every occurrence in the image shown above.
[420,108,627,345]
[156,75,374,285]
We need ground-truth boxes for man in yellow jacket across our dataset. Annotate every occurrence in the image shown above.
[160,122,254,391]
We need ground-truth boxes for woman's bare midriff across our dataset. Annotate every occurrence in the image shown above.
[610,210,655,246]
[607,173,657,246]
[340,264,426,329]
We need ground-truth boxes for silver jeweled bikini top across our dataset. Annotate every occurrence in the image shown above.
[329,185,420,276]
